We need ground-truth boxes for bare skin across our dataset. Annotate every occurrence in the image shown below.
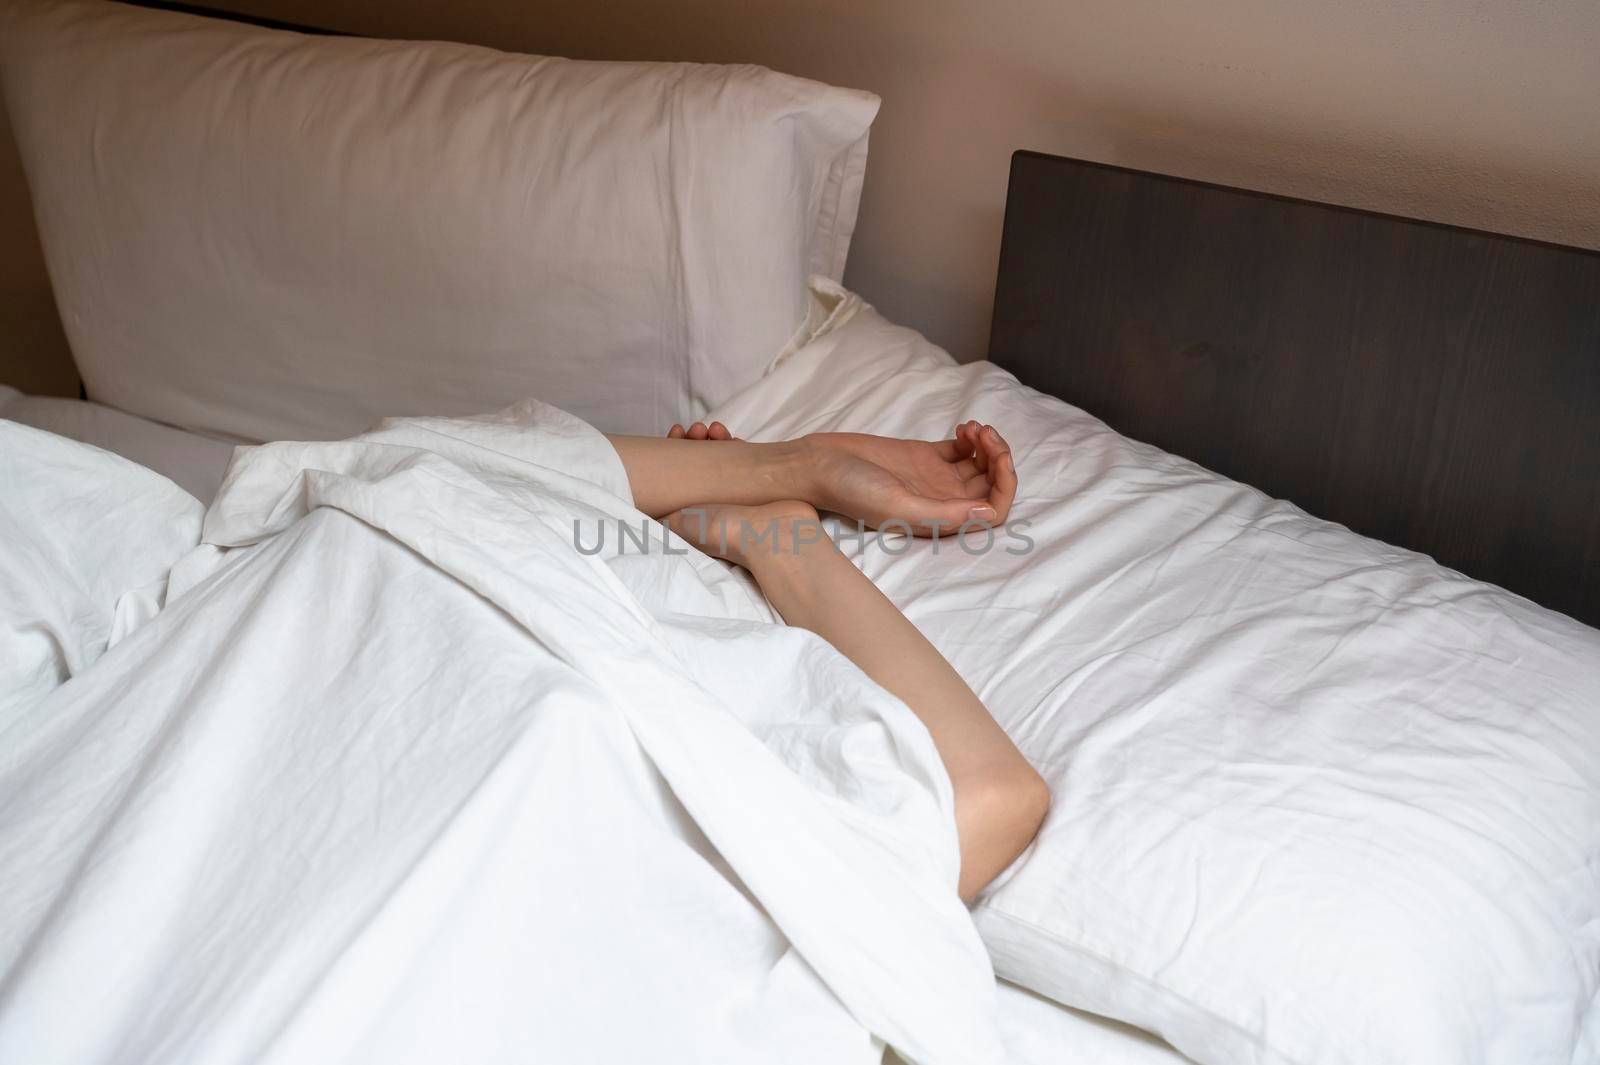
[607,419,1017,537]
[608,420,1048,901]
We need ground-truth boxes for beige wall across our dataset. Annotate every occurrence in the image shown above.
[3,0,1597,392]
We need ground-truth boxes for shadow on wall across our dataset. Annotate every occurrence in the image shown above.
[0,102,75,396]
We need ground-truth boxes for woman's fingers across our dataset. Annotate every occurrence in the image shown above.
[935,438,981,482]
[889,495,999,536]
[954,422,1017,521]
[979,425,1005,478]
[667,421,735,441]
[968,422,991,474]
[984,427,1017,523]
[944,423,990,477]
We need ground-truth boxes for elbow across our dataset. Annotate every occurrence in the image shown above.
[954,762,1051,903]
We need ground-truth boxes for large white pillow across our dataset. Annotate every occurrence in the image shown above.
[0,0,877,440]
[711,283,1600,1065]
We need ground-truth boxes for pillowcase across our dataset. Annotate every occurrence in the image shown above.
[0,0,878,441]
[709,284,1600,1065]
[0,420,203,714]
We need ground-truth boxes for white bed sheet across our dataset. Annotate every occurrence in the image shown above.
[711,287,1600,1065]
[0,386,236,503]
[995,982,1193,1064]
[885,982,1193,1065]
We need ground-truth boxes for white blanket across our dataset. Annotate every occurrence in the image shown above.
[0,403,1002,1065]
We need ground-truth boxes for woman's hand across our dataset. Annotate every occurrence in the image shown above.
[664,419,1018,538]
[804,421,1017,537]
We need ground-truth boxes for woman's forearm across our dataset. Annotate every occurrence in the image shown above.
[746,529,1050,901]
[606,435,812,518]
[611,421,1017,536]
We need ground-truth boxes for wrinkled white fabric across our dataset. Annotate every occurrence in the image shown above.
[0,386,237,504]
[0,420,202,714]
[997,982,1193,1065]
[0,400,1001,1065]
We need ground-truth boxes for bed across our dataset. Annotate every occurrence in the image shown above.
[1,2,1596,1064]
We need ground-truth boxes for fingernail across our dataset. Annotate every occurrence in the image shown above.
[969,505,997,520]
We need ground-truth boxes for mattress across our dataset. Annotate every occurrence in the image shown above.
[0,386,236,504]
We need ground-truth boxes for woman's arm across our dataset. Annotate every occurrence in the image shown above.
[668,501,1050,901]
[608,421,1017,536]
[605,435,814,518]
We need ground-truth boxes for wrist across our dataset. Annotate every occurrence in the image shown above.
[784,435,831,512]
[761,437,824,510]
[740,505,831,574]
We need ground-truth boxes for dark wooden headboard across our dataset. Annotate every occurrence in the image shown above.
[988,151,1600,627]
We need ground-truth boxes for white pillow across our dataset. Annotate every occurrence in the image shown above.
[0,420,203,713]
[0,0,878,441]
[710,286,1600,1065]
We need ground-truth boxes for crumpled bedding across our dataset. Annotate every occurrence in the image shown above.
[0,401,1002,1065]
[0,419,202,715]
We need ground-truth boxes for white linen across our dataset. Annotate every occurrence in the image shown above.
[0,387,236,503]
[0,420,202,715]
[0,0,878,440]
[886,982,1196,1065]
[0,401,1003,1065]
[996,983,1193,1065]
[710,283,1600,1065]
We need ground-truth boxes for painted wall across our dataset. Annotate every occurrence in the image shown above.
[3,0,1596,393]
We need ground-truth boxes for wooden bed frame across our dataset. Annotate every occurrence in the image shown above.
[989,151,1600,627]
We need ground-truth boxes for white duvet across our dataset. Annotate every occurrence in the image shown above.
[0,403,1002,1065]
